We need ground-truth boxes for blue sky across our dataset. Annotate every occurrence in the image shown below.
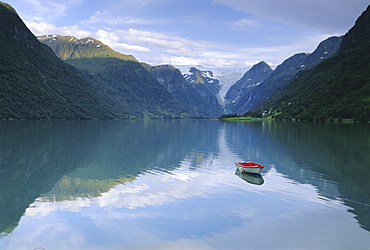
[6,0,370,69]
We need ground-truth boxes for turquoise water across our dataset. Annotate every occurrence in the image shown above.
[0,120,369,249]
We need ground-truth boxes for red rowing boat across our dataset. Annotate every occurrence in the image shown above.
[235,162,264,174]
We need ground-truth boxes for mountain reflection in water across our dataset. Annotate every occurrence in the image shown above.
[0,120,369,249]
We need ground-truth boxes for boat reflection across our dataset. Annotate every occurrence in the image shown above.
[235,168,264,185]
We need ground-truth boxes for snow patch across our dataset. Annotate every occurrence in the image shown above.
[201,71,216,79]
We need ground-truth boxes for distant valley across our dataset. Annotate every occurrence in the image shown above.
[0,2,369,121]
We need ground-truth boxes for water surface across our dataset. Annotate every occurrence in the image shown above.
[0,120,369,249]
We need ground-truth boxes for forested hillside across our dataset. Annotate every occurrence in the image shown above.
[0,3,194,119]
[68,58,192,118]
[0,2,120,119]
[261,5,370,122]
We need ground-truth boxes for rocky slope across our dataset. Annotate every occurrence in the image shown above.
[224,61,273,114]
[142,64,223,117]
[183,67,224,114]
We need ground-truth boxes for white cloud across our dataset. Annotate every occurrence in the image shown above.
[93,28,215,64]
[11,0,361,69]
[231,18,259,28]
[89,27,279,68]
[94,29,151,53]
[24,20,91,37]
[24,18,335,69]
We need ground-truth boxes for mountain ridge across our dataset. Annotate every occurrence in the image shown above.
[38,35,137,62]
[260,5,370,122]
[225,35,343,114]
[38,35,201,118]
[1,1,368,120]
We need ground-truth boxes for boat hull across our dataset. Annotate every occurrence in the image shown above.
[235,162,264,174]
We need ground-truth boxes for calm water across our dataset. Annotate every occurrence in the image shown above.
[0,120,369,249]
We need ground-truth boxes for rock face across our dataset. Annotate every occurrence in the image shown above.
[183,67,224,115]
[225,36,343,114]
[224,61,273,114]
[143,64,223,117]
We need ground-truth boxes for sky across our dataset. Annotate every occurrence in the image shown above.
[5,0,370,70]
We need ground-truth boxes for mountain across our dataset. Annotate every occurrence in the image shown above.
[73,58,192,118]
[224,61,273,114]
[176,65,245,103]
[142,64,224,117]
[262,5,370,122]
[0,2,125,119]
[226,36,343,114]
[0,1,194,119]
[38,35,195,118]
[38,35,137,62]
[183,67,224,114]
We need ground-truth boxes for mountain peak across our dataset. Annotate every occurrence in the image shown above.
[0,1,16,13]
[340,4,370,52]
[38,35,138,62]
[224,61,273,113]
[250,61,272,73]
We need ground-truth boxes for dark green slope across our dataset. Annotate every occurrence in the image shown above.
[68,58,191,118]
[0,2,122,119]
[340,5,370,53]
[262,5,370,122]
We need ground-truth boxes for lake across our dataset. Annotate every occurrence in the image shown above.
[0,120,369,249]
